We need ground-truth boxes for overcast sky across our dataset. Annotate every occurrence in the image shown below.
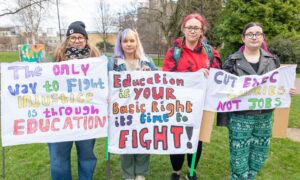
[0,0,146,32]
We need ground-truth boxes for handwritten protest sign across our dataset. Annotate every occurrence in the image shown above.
[108,71,206,154]
[18,44,46,62]
[204,66,297,112]
[1,57,108,146]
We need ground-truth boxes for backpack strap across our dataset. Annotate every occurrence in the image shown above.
[172,46,181,69]
[172,43,215,70]
[203,43,214,68]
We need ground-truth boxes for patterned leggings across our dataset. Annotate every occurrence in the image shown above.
[228,112,272,180]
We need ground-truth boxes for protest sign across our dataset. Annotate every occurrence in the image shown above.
[18,44,46,63]
[108,71,206,154]
[204,66,297,112]
[1,57,108,146]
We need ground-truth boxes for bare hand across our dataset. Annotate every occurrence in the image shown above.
[141,66,151,71]
[289,87,297,96]
[199,68,209,78]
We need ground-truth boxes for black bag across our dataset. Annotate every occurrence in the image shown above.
[216,112,228,126]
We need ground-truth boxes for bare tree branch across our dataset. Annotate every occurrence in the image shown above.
[94,0,117,52]
[16,0,50,44]
[0,0,50,17]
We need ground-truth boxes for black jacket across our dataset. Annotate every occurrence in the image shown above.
[217,49,280,126]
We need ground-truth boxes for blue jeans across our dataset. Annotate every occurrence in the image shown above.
[48,139,97,180]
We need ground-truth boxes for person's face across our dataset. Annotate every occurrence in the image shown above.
[121,34,137,56]
[182,18,203,44]
[242,26,264,50]
[68,33,87,49]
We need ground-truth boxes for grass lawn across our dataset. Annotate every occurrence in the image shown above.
[289,95,300,128]
[0,52,19,63]
[0,52,299,179]
[297,74,300,78]
[0,51,54,63]
[152,57,164,67]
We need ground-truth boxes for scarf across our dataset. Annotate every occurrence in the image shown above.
[65,46,90,60]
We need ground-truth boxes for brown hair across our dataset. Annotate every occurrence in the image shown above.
[242,22,264,37]
[54,37,101,62]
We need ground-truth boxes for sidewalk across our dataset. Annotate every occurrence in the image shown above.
[287,128,300,142]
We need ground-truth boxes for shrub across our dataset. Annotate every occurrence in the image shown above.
[96,41,114,52]
[268,33,300,72]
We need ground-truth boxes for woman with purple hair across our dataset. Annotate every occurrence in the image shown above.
[112,28,157,72]
[111,28,157,180]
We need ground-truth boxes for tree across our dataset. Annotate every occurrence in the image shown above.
[137,0,223,52]
[269,33,300,71]
[214,0,300,58]
[95,0,117,52]
[96,41,114,52]
[0,36,12,51]
[0,0,50,17]
[118,0,140,30]
[17,0,51,44]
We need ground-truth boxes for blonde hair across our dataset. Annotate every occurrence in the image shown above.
[54,37,101,62]
[113,28,146,60]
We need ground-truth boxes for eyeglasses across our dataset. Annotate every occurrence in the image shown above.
[184,26,202,32]
[245,32,264,39]
[69,36,86,42]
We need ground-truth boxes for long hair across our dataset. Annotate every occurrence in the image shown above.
[113,28,146,60]
[54,37,101,62]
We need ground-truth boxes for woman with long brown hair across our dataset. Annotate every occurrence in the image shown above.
[49,21,100,180]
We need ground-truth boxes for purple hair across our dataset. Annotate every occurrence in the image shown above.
[239,40,272,56]
[113,29,128,59]
[113,28,146,60]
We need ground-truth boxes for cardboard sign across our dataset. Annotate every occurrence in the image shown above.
[199,111,215,142]
[272,108,290,138]
[1,57,109,146]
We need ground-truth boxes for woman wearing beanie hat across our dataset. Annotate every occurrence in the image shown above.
[48,21,100,180]
[54,21,99,61]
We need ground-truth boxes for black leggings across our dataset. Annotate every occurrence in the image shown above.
[170,141,202,171]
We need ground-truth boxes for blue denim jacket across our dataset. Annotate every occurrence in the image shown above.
[108,56,158,71]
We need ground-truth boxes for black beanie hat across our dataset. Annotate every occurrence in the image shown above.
[66,21,88,39]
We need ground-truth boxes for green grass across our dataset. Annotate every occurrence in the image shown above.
[0,52,19,63]
[0,51,54,63]
[152,57,164,67]
[289,95,300,128]
[297,74,300,78]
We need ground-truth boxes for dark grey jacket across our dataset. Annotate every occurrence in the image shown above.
[223,49,279,76]
[217,49,280,126]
